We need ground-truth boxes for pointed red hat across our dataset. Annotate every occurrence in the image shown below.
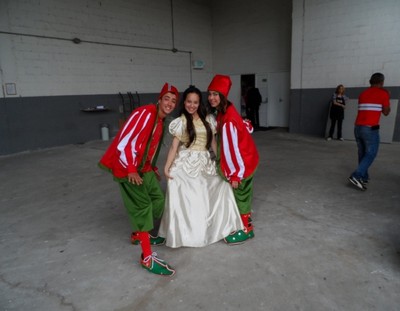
[159,83,179,101]
[207,74,232,98]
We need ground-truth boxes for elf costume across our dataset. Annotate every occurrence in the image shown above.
[99,83,178,276]
[208,75,259,244]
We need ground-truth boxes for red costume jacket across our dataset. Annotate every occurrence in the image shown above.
[99,104,164,179]
[216,104,259,182]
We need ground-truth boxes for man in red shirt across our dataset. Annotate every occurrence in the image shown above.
[99,83,178,276]
[348,73,391,190]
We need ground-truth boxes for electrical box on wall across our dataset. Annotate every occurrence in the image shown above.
[4,83,17,96]
[192,60,205,70]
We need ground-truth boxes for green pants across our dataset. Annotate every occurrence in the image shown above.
[118,171,164,232]
[233,176,254,214]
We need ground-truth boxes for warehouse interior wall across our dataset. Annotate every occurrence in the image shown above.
[290,0,400,141]
[211,0,292,75]
[0,0,214,154]
[0,0,293,155]
[0,0,214,96]
[1,0,399,155]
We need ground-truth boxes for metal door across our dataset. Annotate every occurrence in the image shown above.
[266,72,290,127]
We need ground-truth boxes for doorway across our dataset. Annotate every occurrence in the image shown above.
[230,72,290,128]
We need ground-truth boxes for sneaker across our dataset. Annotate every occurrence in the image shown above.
[361,179,369,187]
[339,138,344,141]
[140,252,175,276]
[224,229,255,245]
[348,176,367,191]
[131,232,166,246]
[326,137,332,141]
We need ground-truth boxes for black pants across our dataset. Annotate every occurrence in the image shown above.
[246,106,260,129]
[328,118,343,139]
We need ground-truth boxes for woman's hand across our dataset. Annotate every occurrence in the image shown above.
[164,167,173,180]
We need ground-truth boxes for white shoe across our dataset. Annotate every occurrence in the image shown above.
[348,176,366,191]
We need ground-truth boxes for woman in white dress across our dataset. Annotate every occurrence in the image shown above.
[158,86,243,248]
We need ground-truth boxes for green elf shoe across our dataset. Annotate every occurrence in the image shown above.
[141,253,175,276]
[224,229,255,245]
[149,235,166,246]
[131,232,166,246]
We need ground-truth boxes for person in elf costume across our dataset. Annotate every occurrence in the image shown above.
[207,74,259,244]
[98,83,178,276]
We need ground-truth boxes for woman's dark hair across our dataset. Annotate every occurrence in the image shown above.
[369,73,385,85]
[214,93,232,114]
[180,85,213,149]
[335,84,344,94]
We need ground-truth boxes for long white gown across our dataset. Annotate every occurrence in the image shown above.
[158,115,243,248]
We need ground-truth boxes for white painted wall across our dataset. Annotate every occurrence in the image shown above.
[291,0,400,89]
[0,0,213,97]
[211,0,292,75]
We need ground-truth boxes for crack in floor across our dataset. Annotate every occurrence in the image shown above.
[0,274,78,311]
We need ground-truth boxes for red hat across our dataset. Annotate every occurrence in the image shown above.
[159,83,179,101]
[207,74,232,98]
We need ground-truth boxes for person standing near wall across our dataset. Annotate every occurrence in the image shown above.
[207,74,259,244]
[348,73,391,191]
[245,86,262,130]
[327,84,347,141]
[159,85,243,248]
[99,83,178,276]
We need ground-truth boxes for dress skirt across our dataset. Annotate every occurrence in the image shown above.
[158,148,243,248]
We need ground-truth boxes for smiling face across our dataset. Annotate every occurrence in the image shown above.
[184,92,200,118]
[208,91,221,108]
[158,92,177,118]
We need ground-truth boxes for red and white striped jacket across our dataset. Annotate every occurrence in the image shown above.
[216,104,259,182]
[99,104,164,179]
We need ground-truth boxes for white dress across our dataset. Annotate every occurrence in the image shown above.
[158,115,243,248]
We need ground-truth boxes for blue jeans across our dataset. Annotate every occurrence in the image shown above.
[351,126,380,181]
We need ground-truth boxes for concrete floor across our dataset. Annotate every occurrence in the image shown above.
[1,129,399,311]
